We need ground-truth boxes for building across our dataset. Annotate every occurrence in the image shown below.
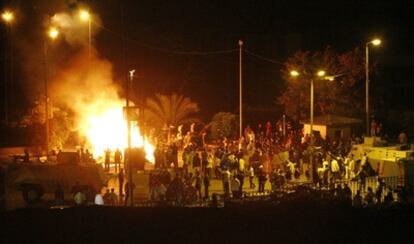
[300,115,361,140]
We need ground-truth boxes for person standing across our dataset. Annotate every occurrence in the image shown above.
[118,169,125,197]
[222,168,231,198]
[249,165,255,189]
[110,188,119,206]
[114,148,122,174]
[231,176,241,198]
[124,182,135,206]
[258,166,267,193]
[104,149,111,172]
[203,174,210,200]
[194,171,202,201]
[193,153,201,173]
[331,158,340,183]
[94,192,104,205]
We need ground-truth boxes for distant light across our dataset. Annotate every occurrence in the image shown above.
[1,10,14,23]
[371,39,381,46]
[317,70,326,77]
[326,76,335,81]
[290,70,299,77]
[48,27,59,40]
[79,10,90,21]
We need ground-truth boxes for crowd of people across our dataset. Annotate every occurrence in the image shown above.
[50,118,414,208]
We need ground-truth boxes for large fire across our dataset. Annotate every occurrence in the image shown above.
[77,99,155,163]
[47,10,155,163]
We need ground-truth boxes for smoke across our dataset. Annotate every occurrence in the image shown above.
[49,49,121,123]
[50,11,101,47]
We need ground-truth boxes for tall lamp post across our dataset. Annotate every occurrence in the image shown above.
[238,40,243,138]
[43,27,59,159]
[127,69,135,206]
[290,70,331,183]
[79,9,92,66]
[365,38,381,136]
[1,10,14,124]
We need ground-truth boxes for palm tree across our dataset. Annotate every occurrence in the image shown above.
[144,93,200,131]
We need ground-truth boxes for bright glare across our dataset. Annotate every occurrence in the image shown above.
[290,70,299,77]
[79,100,155,163]
[372,39,381,46]
[1,11,14,23]
[317,70,326,77]
[79,10,90,21]
[48,27,59,39]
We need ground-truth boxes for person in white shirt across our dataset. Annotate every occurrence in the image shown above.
[331,158,340,182]
[231,177,241,198]
[94,193,104,205]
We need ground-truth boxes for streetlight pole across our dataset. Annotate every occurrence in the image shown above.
[238,40,243,139]
[1,10,14,124]
[43,41,49,159]
[127,69,135,206]
[309,78,314,183]
[365,43,370,137]
[365,38,381,137]
[88,17,91,65]
[290,70,327,184]
[79,10,91,67]
[43,27,59,160]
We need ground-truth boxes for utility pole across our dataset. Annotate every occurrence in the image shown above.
[43,41,50,160]
[238,40,243,139]
[127,69,135,206]
[309,78,314,183]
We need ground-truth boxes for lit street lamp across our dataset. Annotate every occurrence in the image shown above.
[79,9,92,65]
[238,40,243,139]
[44,26,59,159]
[127,69,135,206]
[290,69,333,183]
[1,9,15,124]
[365,38,381,136]
[1,10,14,23]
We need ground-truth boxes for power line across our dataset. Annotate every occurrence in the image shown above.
[244,49,284,65]
[95,22,238,56]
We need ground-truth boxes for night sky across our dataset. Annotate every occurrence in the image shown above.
[1,0,414,123]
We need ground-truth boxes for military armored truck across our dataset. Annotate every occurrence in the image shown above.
[348,137,414,187]
[0,151,107,210]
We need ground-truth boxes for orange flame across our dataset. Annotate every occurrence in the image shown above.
[78,99,154,163]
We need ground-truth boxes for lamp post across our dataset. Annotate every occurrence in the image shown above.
[43,26,59,159]
[79,9,92,65]
[290,70,328,183]
[127,69,135,206]
[238,40,243,139]
[1,10,14,124]
[365,38,381,136]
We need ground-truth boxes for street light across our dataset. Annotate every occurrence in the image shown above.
[290,69,332,183]
[1,10,15,124]
[238,40,243,139]
[365,38,381,136]
[126,69,135,206]
[79,9,92,65]
[1,10,14,23]
[43,26,59,159]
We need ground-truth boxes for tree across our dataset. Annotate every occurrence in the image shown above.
[19,99,73,149]
[277,47,365,120]
[144,93,200,131]
[209,112,238,141]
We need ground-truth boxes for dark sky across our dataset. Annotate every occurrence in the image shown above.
[1,0,414,122]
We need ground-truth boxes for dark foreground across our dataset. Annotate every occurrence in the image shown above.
[1,203,414,243]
